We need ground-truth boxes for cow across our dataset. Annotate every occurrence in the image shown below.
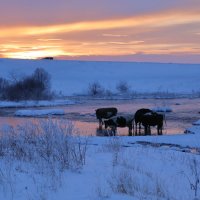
[95,107,118,129]
[141,112,164,135]
[134,108,153,134]
[104,114,134,136]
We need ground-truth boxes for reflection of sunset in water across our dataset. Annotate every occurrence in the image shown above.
[74,121,133,136]
[0,98,199,136]
[0,117,187,136]
[0,117,37,128]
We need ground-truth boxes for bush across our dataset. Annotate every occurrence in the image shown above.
[33,68,51,92]
[1,68,53,101]
[108,169,136,195]
[0,119,88,199]
[0,119,88,171]
[116,81,130,94]
[88,82,105,96]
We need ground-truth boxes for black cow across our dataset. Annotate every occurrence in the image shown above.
[134,108,153,134]
[104,114,134,136]
[141,112,164,135]
[95,107,118,129]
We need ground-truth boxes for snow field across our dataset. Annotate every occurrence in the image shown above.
[1,58,200,96]
[0,119,200,199]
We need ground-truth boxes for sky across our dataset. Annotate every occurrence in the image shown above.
[1,0,200,63]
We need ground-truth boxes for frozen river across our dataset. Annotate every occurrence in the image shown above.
[0,98,200,136]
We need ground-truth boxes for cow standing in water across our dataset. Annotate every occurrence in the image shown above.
[134,108,153,134]
[141,112,164,135]
[104,114,134,136]
[95,107,118,129]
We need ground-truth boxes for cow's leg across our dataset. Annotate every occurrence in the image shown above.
[145,125,151,135]
[111,126,116,136]
[158,125,162,135]
[148,126,151,135]
[139,122,142,135]
[160,126,163,135]
[113,127,117,136]
[128,124,133,136]
[144,125,148,135]
[135,123,138,135]
[98,119,103,130]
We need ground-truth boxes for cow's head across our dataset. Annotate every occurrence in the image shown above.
[104,119,116,129]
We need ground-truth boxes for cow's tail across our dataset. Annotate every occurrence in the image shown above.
[164,113,167,125]
[131,116,135,133]
[162,112,167,132]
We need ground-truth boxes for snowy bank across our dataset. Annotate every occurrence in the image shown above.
[152,106,173,112]
[185,123,200,134]
[15,109,65,116]
[83,119,200,149]
[192,119,200,125]
[0,99,76,108]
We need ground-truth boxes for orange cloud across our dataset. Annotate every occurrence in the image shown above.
[1,10,200,38]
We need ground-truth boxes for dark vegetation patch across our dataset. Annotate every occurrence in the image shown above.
[0,68,53,101]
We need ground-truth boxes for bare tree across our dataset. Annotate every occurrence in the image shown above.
[88,82,104,96]
[116,81,130,94]
[33,68,51,90]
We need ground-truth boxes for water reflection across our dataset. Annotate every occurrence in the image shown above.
[0,117,185,136]
[68,120,187,136]
[96,128,116,137]
[0,117,36,127]
[0,98,199,136]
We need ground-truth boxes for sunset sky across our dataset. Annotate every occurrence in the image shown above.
[1,0,200,63]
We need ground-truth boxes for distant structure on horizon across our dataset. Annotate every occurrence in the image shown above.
[41,57,54,60]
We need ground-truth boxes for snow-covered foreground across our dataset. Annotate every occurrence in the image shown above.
[0,58,200,96]
[0,119,200,200]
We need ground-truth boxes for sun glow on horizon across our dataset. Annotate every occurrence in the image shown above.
[3,49,80,59]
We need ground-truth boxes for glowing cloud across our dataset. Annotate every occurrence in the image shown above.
[1,10,200,38]
[102,34,128,37]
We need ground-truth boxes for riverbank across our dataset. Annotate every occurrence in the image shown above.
[0,98,200,135]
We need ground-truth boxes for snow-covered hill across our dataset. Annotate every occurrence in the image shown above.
[0,58,200,96]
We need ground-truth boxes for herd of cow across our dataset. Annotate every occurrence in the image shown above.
[95,107,165,136]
